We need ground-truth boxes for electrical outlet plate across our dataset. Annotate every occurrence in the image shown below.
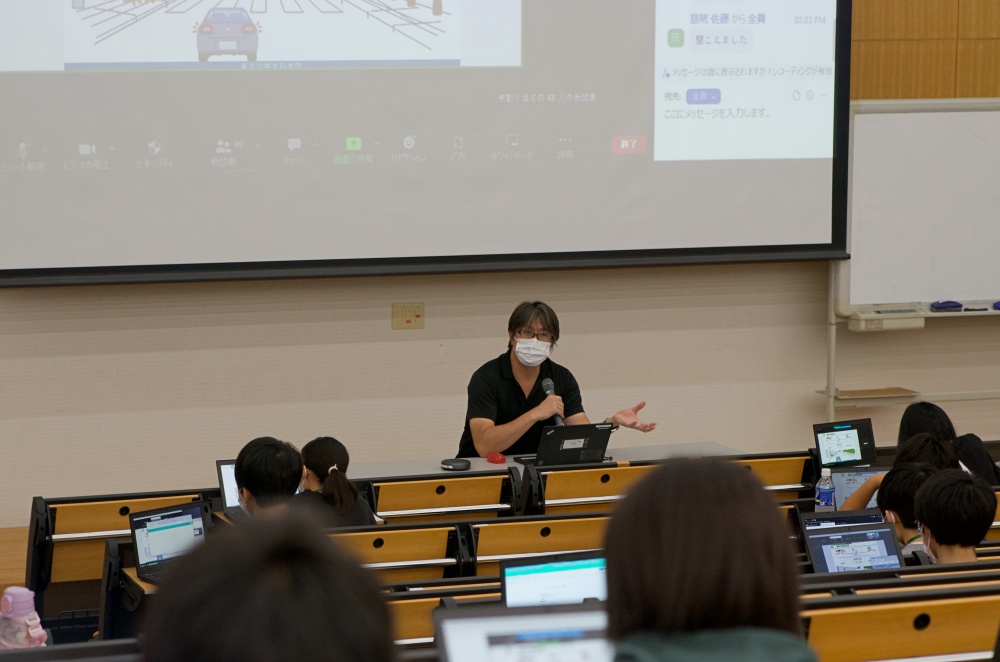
[391,303,425,330]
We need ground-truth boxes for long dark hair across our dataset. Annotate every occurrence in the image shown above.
[605,457,803,640]
[898,402,956,444]
[301,437,359,516]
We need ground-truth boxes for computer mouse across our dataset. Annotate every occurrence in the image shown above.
[441,458,471,471]
[993,301,1000,311]
[486,452,506,464]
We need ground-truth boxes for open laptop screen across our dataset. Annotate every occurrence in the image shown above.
[830,466,883,509]
[501,552,607,607]
[216,459,240,509]
[804,523,903,573]
[435,603,611,662]
[799,508,884,532]
[131,502,209,576]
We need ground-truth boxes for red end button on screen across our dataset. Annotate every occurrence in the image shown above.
[611,135,647,154]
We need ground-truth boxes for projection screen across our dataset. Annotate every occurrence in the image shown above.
[0,0,850,285]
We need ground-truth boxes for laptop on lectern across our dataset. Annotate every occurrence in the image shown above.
[514,423,614,467]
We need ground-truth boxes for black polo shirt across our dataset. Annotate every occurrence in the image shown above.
[456,350,584,458]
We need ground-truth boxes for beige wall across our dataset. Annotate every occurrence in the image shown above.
[3,261,1000,528]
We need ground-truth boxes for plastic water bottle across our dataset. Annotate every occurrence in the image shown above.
[815,467,836,512]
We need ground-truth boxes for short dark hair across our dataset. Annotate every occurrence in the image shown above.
[914,469,996,547]
[235,437,303,506]
[898,402,956,444]
[876,463,938,528]
[507,301,560,346]
[894,433,960,470]
[604,458,802,640]
[301,436,359,516]
[141,514,396,662]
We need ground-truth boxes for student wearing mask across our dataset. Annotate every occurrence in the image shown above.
[914,469,997,565]
[234,436,303,518]
[875,463,939,558]
[456,301,656,458]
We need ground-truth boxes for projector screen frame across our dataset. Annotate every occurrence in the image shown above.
[0,0,851,289]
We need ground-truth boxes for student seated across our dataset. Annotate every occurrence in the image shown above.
[293,436,377,527]
[141,513,396,662]
[235,436,303,518]
[899,402,1000,485]
[875,463,939,557]
[839,432,960,511]
[605,457,816,662]
[914,469,997,565]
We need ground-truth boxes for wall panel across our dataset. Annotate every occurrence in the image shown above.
[959,0,1000,38]
[851,41,957,99]
[956,41,1000,96]
[852,0,958,40]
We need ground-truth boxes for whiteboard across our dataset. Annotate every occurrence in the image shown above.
[837,99,1000,313]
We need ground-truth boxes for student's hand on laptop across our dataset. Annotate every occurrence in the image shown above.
[610,402,657,433]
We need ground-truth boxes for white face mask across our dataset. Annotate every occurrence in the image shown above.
[514,337,551,367]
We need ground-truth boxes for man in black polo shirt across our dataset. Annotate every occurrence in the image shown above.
[456,301,656,458]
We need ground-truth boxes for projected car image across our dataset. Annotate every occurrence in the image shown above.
[197,8,258,63]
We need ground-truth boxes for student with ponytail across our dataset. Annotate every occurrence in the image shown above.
[293,436,377,527]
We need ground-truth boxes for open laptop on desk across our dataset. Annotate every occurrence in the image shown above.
[500,550,607,607]
[799,508,884,532]
[514,423,614,467]
[216,459,250,521]
[435,602,612,662]
[803,522,904,574]
[129,501,212,585]
[830,465,884,509]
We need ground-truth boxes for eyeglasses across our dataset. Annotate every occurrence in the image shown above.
[514,328,554,343]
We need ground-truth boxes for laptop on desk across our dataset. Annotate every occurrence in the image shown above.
[435,602,612,662]
[216,459,250,521]
[803,522,904,574]
[500,550,607,607]
[129,501,212,585]
[799,508,884,532]
[514,423,614,467]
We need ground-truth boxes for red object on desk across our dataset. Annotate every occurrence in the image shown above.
[486,452,505,464]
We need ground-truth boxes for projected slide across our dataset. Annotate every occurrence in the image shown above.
[0,0,848,281]
[654,0,836,161]
[2,0,520,71]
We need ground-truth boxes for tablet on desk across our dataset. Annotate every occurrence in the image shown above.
[813,418,876,468]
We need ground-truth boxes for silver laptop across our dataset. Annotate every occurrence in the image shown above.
[435,603,612,662]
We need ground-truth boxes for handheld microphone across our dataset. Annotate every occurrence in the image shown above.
[540,378,564,426]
